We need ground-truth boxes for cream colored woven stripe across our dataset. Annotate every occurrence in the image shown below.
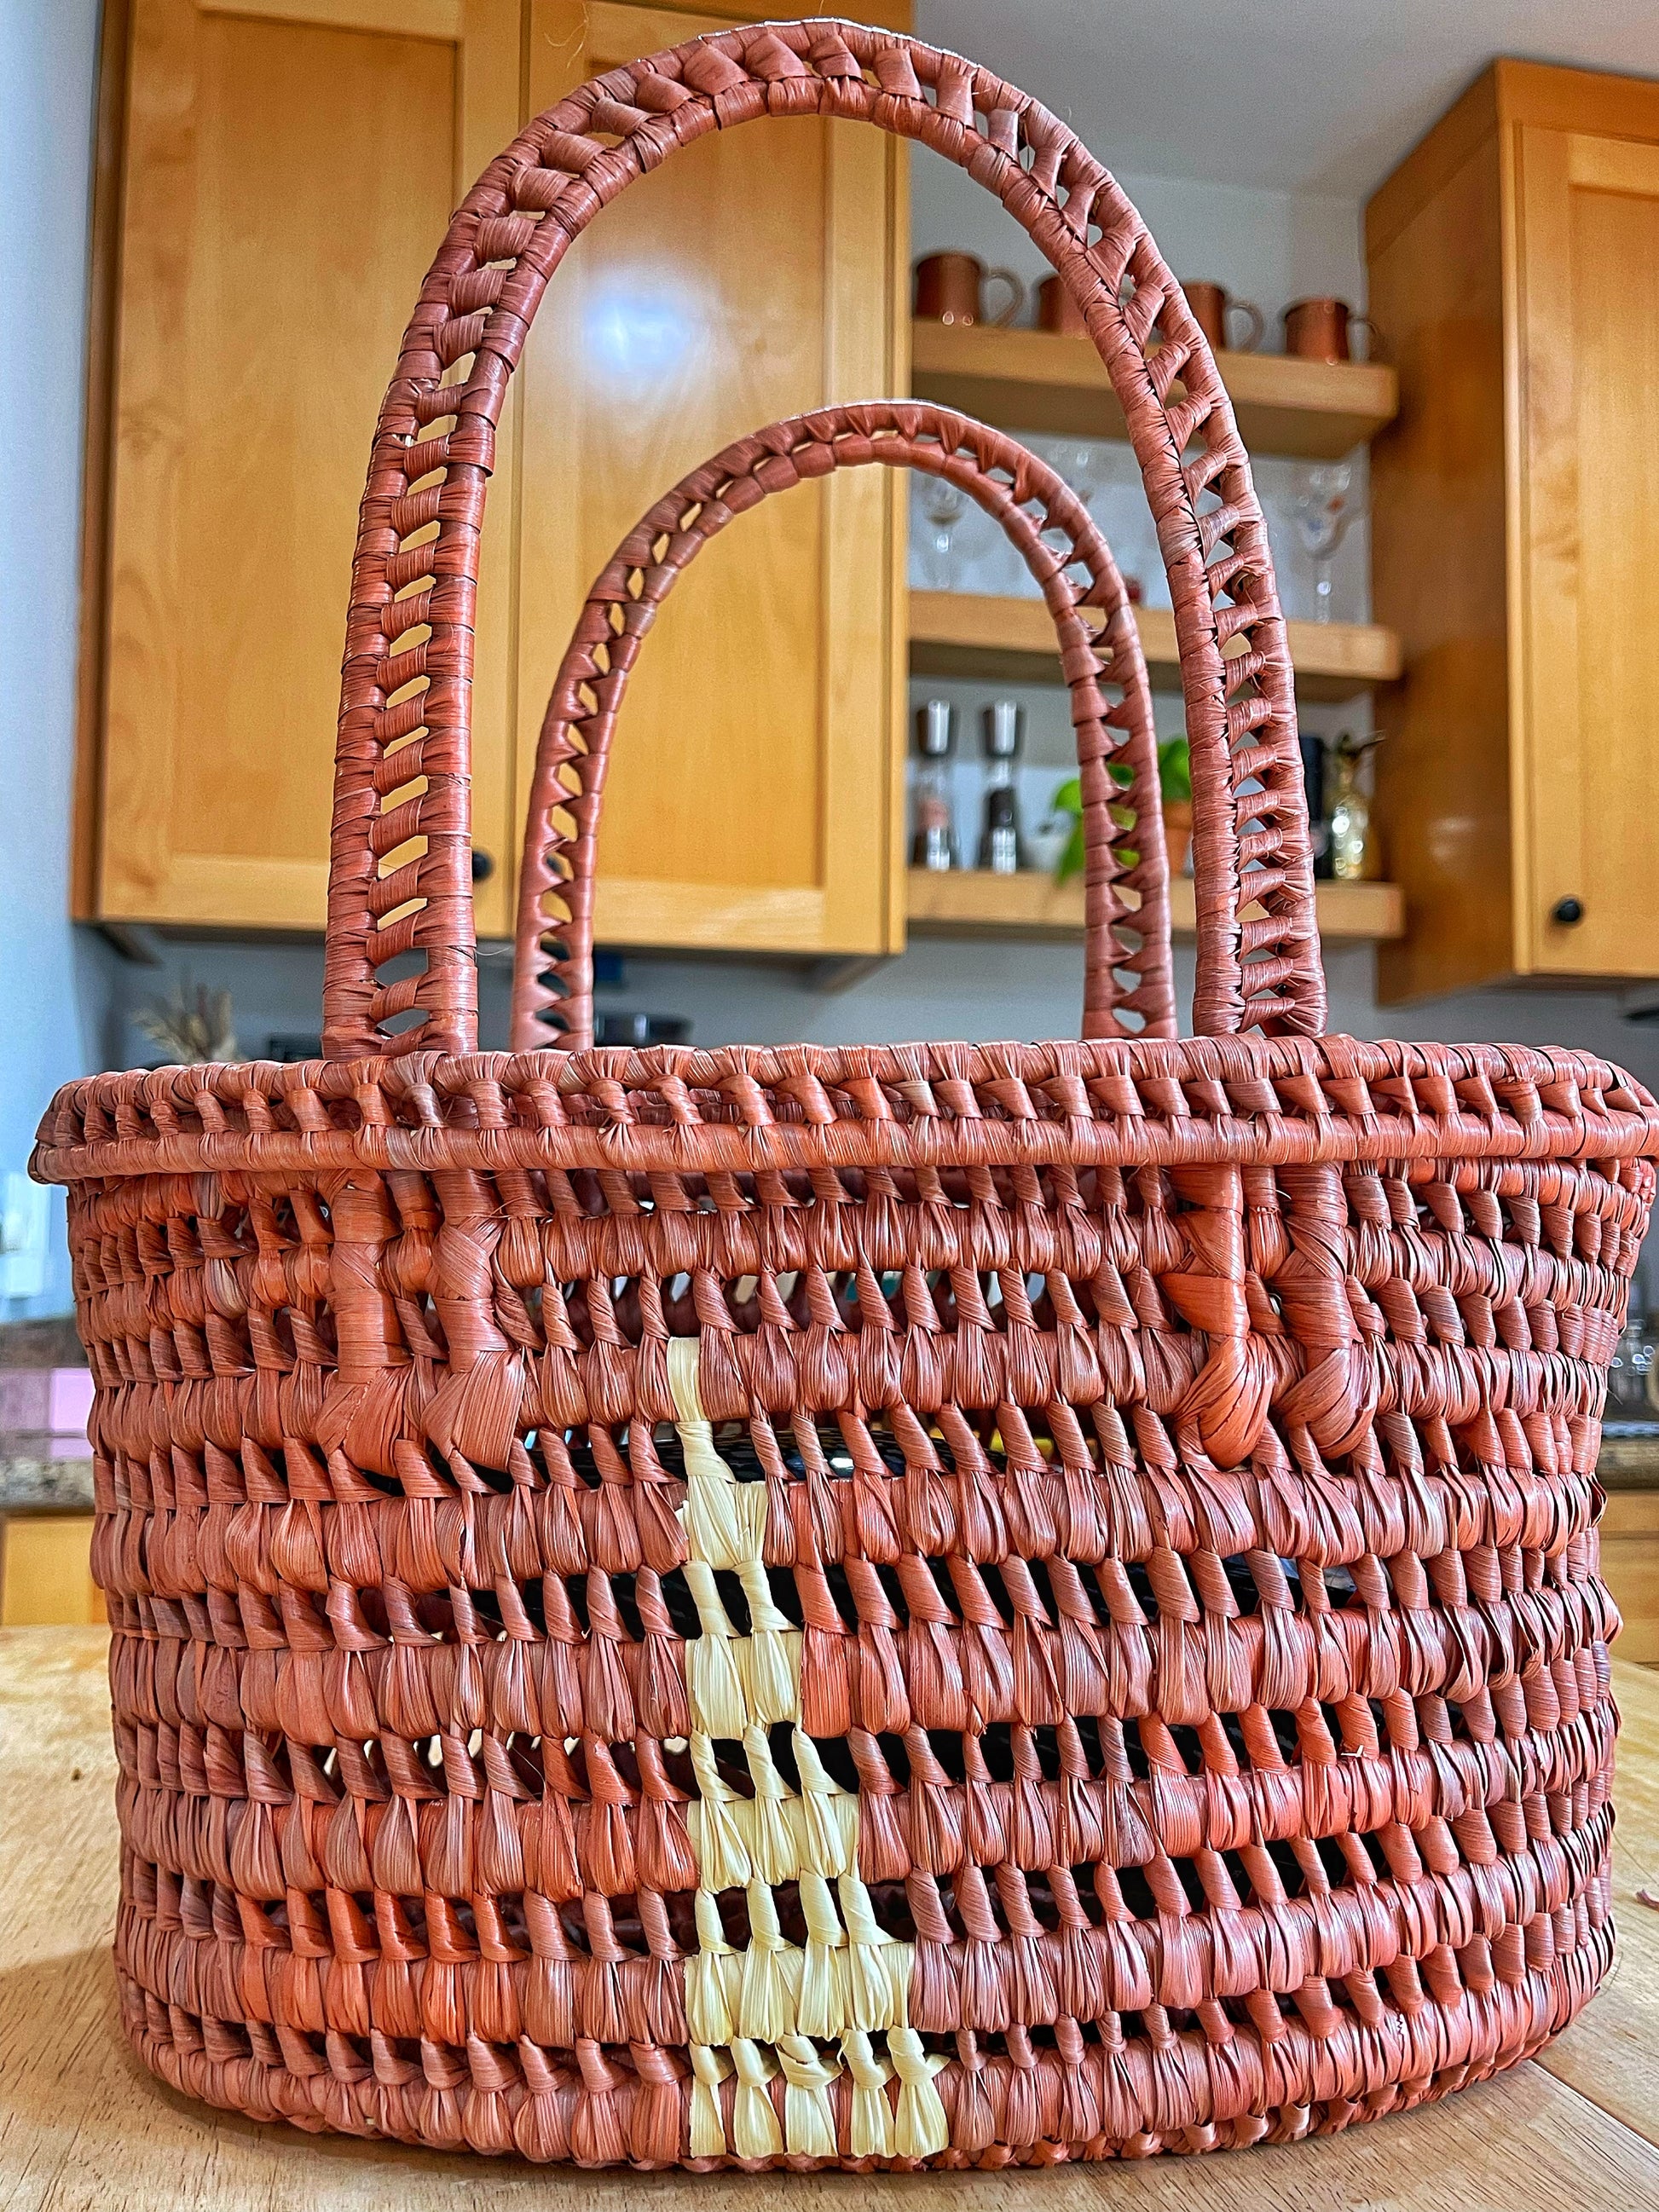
[668,1338,948,2160]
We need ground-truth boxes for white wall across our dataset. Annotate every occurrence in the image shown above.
[0,0,107,1317]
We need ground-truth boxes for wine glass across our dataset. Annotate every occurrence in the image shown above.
[1286,461,1354,623]
[918,475,968,589]
[1049,440,1101,512]
[1035,440,1102,586]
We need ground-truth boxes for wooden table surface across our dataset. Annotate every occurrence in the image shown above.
[3,1627,1656,2210]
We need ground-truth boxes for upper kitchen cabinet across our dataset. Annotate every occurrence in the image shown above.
[88,0,910,958]
[1369,61,1659,1000]
[93,0,523,939]
[516,0,910,961]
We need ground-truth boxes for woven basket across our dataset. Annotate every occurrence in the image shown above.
[34,18,1659,2171]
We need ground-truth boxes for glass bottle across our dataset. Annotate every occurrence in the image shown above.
[910,699,958,871]
[978,699,1026,873]
[1328,731,1384,882]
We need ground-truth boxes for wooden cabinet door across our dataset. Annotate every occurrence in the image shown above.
[1514,126,1659,977]
[517,1,908,958]
[101,0,521,936]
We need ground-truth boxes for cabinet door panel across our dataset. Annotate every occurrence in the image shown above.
[1517,127,1659,976]
[517,0,906,957]
[101,0,521,934]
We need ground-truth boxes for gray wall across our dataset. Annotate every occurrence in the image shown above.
[1,0,109,1317]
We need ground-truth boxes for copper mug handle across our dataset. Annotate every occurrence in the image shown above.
[1347,311,1381,361]
[981,266,1025,328]
[1226,297,1265,353]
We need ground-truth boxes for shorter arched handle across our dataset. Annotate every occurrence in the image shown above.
[511,401,1173,1053]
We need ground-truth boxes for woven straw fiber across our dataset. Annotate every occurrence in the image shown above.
[32,15,1659,2173]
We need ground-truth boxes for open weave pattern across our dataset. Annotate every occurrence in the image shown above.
[324,17,1317,1059]
[34,1034,1659,2163]
[510,401,1172,1054]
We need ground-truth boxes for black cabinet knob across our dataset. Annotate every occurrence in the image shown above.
[1551,896,1584,927]
[471,850,495,884]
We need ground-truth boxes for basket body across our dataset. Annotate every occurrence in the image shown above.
[35,9,1659,2173]
[35,1035,1657,2165]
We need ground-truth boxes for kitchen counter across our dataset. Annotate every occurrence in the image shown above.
[2,1629,1656,2208]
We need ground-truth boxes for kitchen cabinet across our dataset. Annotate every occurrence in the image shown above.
[1368,61,1659,1000]
[1601,1486,1659,1666]
[0,1515,102,1629]
[516,1,909,961]
[84,0,910,960]
[95,0,523,939]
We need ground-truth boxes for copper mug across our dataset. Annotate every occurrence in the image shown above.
[1036,274,1089,338]
[914,251,1024,328]
[1283,297,1378,363]
[1180,280,1264,354]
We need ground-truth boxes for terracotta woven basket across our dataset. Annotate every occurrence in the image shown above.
[34,18,1659,2171]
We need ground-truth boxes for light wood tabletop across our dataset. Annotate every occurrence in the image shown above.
[3,1626,1656,2210]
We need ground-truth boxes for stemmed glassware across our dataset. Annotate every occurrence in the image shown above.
[1029,440,1101,597]
[1286,460,1355,623]
[1048,441,1101,515]
[1045,440,1100,539]
[918,475,968,589]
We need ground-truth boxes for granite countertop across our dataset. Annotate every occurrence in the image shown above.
[0,1316,93,1511]
[0,1441,95,1511]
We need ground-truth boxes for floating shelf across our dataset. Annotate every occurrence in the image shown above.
[908,868,1407,943]
[911,320,1398,459]
[909,592,1402,702]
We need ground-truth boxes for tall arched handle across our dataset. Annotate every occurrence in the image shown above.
[321,20,1323,1060]
[510,402,1173,1052]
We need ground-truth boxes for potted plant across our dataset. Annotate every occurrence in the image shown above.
[1049,734,1192,883]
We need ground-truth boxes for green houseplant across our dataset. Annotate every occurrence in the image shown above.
[1051,732,1191,882]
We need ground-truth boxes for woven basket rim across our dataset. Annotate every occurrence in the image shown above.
[33,1031,1659,1187]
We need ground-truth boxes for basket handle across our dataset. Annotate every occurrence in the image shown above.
[321,20,1322,1059]
[509,402,1173,1052]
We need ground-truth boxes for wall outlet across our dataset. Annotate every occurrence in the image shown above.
[0,1174,49,1302]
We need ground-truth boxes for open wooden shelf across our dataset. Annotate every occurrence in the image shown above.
[908,867,1406,943]
[910,591,1402,701]
[912,319,1397,459]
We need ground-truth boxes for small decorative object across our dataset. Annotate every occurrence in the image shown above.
[1180,280,1264,353]
[35,28,1656,2170]
[1282,295,1378,362]
[1300,731,1332,878]
[1023,806,1072,873]
[1328,728,1384,880]
[910,697,958,870]
[912,250,1023,326]
[977,699,1025,873]
[132,980,235,1065]
[1286,459,1356,623]
[916,471,968,587]
[1608,1314,1658,1413]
